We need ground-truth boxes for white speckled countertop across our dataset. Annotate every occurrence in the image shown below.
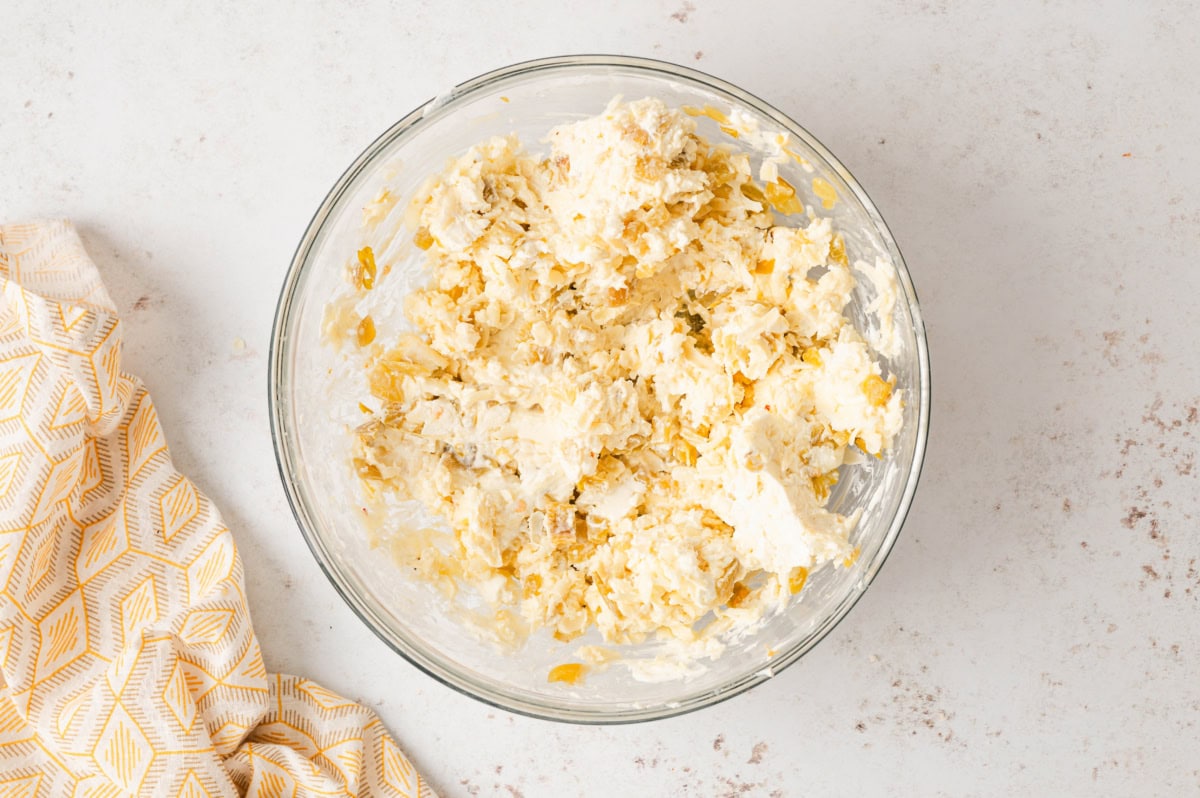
[4,1,1198,795]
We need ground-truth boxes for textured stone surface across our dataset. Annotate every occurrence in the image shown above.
[3,1,1197,794]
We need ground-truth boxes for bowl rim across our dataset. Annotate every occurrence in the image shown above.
[268,53,931,724]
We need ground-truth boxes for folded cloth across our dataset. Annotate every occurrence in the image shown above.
[0,221,434,796]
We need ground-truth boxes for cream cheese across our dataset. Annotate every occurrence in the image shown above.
[335,97,905,663]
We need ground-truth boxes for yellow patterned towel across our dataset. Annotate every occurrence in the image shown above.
[0,221,433,797]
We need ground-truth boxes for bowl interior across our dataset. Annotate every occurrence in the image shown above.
[271,57,928,722]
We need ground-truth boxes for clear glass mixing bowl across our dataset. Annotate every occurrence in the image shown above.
[269,55,930,723]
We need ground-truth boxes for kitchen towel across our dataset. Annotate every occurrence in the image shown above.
[0,220,433,797]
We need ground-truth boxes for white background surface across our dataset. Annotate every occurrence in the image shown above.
[4,1,1198,795]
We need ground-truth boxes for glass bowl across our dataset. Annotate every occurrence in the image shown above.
[269,55,930,723]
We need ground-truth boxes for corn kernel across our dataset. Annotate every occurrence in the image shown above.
[682,104,728,123]
[812,177,838,209]
[765,178,804,215]
[548,663,588,684]
[355,246,377,289]
[740,183,766,206]
[862,374,893,406]
[673,439,699,467]
[356,315,376,347]
[353,458,381,480]
[622,123,651,146]
[829,233,849,266]
[783,146,811,168]
[811,470,839,502]
[734,371,755,410]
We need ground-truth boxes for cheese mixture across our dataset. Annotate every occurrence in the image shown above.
[337,97,903,655]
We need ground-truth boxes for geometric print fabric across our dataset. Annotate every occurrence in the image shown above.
[0,220,432,797]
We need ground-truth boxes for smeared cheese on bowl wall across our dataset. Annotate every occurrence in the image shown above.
[335,97,902,665]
